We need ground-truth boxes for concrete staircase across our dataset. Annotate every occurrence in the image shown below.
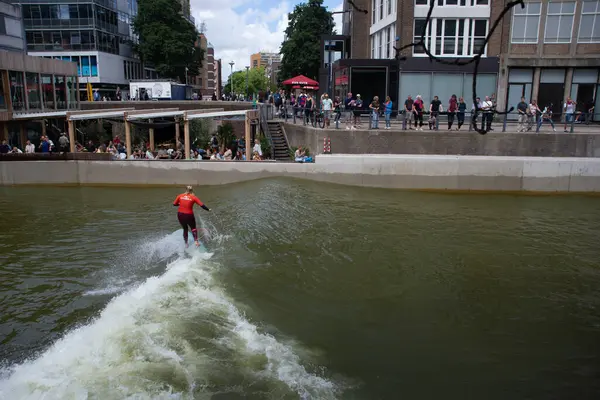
[267,121,290,161]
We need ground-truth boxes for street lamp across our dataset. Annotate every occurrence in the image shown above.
[228,61,235,98]
[245,66,249,99]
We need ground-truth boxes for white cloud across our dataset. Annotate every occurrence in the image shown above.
[191,0,290,83]
[332,2,343,34]
[191,0,345,83]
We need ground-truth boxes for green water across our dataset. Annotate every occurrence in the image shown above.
[1,180,599,399]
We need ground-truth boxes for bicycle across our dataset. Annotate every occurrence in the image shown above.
[312,110,326,129]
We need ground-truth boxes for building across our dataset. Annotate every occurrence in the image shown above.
[215,58,222,98]
[0,1,79,149]
[0,1,25,52]
[18,0,158,100]
[268,60,280,89]
[497,0,600,120]
[190,33,216,98]
[322,0,502,109]
[341,0,370,58]
[250,52,281,69]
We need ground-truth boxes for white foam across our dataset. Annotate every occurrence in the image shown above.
[0,236,339,399]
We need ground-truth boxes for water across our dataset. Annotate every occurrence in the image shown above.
[1,180,600,399]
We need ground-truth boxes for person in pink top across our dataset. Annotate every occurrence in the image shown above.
[447,95,458,130]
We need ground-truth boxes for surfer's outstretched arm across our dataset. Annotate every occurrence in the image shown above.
[193,196,210,211]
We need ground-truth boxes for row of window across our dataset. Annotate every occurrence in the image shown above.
[415,0,489,5]
[124,60,143,80]
[3,70,77,111]
[25,29,124,55]
[512,1,600,44]
[370,23,396,59]
[40,55,99,78]
[371,0,394,25]
[413,18,488,57]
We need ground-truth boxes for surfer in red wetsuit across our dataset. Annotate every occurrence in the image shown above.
[173,186,210,247]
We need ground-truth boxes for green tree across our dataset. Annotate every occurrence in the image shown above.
[224,67,270,96]
[133,0,203,81]
[279,0,334,82]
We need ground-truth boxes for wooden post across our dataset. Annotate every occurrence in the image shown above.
[1,121,8,141]
[175,117,180,149]
[19,123,27,148]
[41,119,47,138]
[184,115,190,160]
[68,119,76,153]
[245,111,251,160]
[148,118,155,151]
[124,112,132,158]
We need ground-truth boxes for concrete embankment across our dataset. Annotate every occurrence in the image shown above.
[1,155,600,192]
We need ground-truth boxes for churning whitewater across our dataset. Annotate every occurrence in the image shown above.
[0,231,340,399]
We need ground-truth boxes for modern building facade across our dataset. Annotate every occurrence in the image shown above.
[0,1,25,52]
[214,58,222,98]
[497,0,600,120]
[18,0,158,100]
[250,52,281,69]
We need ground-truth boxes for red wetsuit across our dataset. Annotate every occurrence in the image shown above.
[173,193,209,243]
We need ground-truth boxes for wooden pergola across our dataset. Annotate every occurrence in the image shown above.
[66,108,259,159]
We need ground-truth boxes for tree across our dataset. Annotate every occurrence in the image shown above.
[224,67,270,96]
[279,0,334,82]
[133,0,203,81]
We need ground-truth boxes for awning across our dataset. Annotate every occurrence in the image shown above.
[282,74,319,86]
[292,85,319,90]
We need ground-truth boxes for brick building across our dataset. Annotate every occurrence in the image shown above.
[324,0,502,107]
[497,0,600,120]
[190,33,216,98]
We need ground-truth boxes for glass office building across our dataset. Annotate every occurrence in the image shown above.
[19,0,156,100]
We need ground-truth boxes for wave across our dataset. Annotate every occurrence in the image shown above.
[0,232,340,399]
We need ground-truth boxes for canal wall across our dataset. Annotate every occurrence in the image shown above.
[1,155,600,192]
[283,123,600,158]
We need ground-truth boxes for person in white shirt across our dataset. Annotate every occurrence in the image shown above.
[223,147,232,160]
[563,97,576,132]
[322,94,333,128]
[25,140,35,154]
[253,141,262,159]
[481,96,494,131]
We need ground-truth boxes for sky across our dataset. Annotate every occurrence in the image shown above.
[190,0,344,82]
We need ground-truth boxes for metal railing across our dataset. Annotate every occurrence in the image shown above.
[272,104,596,133]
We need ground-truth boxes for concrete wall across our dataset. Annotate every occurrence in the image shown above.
[283,124,600,158]
[2,155,600,192]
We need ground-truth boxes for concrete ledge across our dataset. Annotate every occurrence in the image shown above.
[2,155,600,192]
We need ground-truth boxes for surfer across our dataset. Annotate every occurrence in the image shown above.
[173,186,210,247]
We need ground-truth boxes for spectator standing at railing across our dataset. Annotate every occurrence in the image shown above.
[528,100,540,132]
[538,103,556,132]
[384,96,393,130]
[353,94,363,129]
[563,97,576,132]
[58,132,69,153]
[25,140,35,154]
[457,97,466,130]
[447,95,458,130]
[516,97,529,132]
[0,140,9,154]
[404,95,414,130]
[369,96,380,129]
[304,94,315,125]
[481,96,494,131]
[344,92,355,130]
[413,95,424,130]
[429,96,442,130]
[333,96,342,125]
[322,94,333,128]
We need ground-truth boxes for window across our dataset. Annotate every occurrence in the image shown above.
[3,17,22,38]
[379,0,384,20]
[386,25,392,58]
[371,34,375,58]
[378,31,382,57]
[511,1,541,43]
[372,0,376,24]
[578,0,600,42]
[545,2,575,43]
[417,0,489,5]
[413,18,488,56]
[387,0,392,15]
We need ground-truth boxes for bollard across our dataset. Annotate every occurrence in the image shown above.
[502,113,508,132]
[570,116,575,133]
[323,137,331,154]
[335,114,340,129]
[536,115,541,133]
[292,107,296,124]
